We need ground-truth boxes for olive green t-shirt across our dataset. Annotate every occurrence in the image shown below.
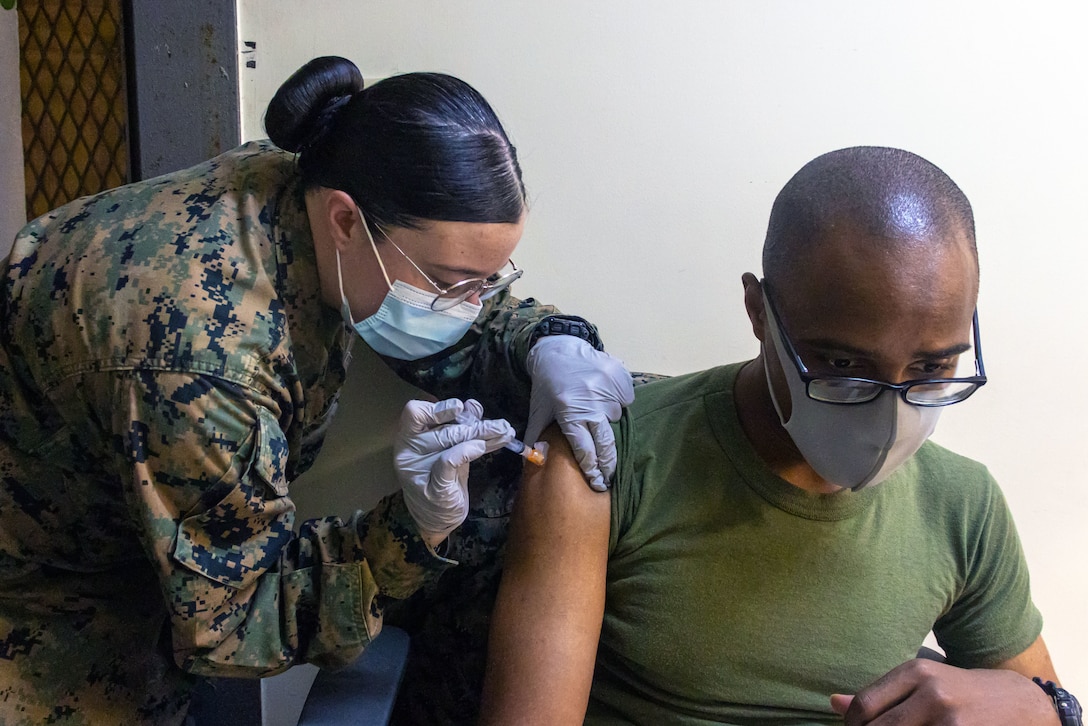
[590,362,1042,725]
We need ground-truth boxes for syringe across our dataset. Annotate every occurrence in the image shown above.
[505,438,548,466]
[450,400,548,465]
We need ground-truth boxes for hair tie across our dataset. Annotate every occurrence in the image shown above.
[299,94,353,155]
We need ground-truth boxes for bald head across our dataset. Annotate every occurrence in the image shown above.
[763,146,977,289]
[739,148,983,492]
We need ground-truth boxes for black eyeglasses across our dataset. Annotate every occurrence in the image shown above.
[763,283,987,407]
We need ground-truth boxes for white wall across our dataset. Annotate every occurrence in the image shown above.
[1,6,25,256]
[239,0,1088,693]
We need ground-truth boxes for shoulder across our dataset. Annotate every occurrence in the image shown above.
[615,364,738,459]
[4,141,305,386]
[11,141,296,258]
[609,364,741,541]
[128,140,298,227]
[136,139,293,188]
[626,364,736,423]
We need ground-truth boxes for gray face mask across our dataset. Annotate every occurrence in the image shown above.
[762,292,941,491]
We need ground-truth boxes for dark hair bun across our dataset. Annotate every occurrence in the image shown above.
[265,56,365,152]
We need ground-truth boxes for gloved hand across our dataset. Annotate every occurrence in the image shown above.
[525,335,634,491]
[395,398,515,541]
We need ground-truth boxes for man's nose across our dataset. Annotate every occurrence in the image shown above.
[879,366,916,386]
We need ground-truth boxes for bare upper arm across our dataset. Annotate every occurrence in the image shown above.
[479,425,612,726]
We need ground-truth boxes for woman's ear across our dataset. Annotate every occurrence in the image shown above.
[323,189,362,252]
[741,272,767,343]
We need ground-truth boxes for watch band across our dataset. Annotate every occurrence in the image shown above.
[1034,677,1084,726]
[529,315,604,351]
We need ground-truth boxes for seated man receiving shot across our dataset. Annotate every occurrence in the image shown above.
[480,147,1082,726]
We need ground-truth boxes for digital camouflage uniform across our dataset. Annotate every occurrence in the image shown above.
[0,140,572,725]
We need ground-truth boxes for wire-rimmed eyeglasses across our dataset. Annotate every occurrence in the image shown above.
[381,236,522,311]
[358,206,523,311]
[763,283,987,407]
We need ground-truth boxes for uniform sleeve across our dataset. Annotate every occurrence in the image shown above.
[109,369,453,677]
[608,409,636,557]
[382,291,593,430]
[932,473,1043,668]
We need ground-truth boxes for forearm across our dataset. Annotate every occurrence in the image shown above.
[992,637,1063,726]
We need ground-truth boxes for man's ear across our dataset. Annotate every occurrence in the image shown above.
[741,272,767,343]
[323,189,361,253]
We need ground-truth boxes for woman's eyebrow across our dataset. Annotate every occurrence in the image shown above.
[432,263,484,277]
[427,263,490,284]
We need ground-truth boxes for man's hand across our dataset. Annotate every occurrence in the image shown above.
[831,659,1061,725]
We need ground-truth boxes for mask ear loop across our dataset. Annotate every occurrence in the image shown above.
[336,207,395,327]
[760,291,793,427]
[358,206,393,291]
[335,250,357,326]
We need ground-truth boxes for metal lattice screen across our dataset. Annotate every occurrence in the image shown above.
[19,0,129,221]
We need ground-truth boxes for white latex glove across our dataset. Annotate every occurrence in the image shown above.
[524,336,635,491]
[395,398,515,540]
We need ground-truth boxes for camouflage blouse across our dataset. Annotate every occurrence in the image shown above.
[0,141,565,725]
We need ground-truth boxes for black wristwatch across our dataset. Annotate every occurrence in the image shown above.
[1034,678,1083,726]
[528,315,604,351]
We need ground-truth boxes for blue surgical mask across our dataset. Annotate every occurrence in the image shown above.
[335,249,481,361]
